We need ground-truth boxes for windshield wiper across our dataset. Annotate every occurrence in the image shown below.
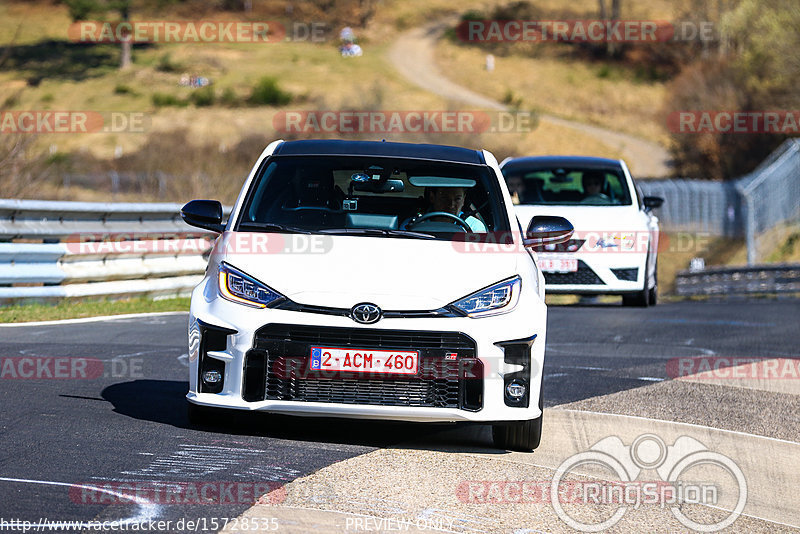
[318,228,436,239]
[237,222,313,234]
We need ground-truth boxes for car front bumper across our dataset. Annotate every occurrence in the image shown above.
[187,277,547,423]
[540,250,648,294]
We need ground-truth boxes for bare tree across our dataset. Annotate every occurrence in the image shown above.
[0,135,54,198]
[63,0,132,70]
[598,0,623,56]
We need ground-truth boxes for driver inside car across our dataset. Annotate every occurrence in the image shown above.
[403,187,487,232]
[580,171,614,205]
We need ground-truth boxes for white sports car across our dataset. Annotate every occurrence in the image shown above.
[500,156,663,306]
[181,139,574,451]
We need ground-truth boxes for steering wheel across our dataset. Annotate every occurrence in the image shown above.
[407,211,473,232]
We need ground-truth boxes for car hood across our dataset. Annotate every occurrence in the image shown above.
[213,232,521,310]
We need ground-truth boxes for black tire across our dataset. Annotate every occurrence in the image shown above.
[622,252,651,307]
[492,417,542,451]
[622,288,648,307]
[492,389,543,451]
[648,260,658,306]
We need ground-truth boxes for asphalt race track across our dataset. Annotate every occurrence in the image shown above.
[1,299,798,533]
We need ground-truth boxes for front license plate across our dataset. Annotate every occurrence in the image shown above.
[539,258,579,272]
[310,347,419,375]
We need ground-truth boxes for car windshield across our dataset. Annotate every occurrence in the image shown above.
[502,167,633,206]
[237,155,510,239]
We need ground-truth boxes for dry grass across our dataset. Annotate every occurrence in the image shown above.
[435,40,670,145]
[0,0,696,200]
[0,1,621,182]
[370,0,681,37]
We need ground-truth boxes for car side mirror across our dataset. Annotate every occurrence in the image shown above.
[181,199,225,233]
[524,216,574,248]
[643,196,664,210]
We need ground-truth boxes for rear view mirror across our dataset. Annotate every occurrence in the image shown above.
[524,216,574,248]
[181,199,224,233]
[351,179,405,193]
[643,196,664,210]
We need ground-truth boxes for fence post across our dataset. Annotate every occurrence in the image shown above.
[743,191,757,265]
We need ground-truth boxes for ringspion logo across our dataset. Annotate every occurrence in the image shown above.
[551,434,747,532]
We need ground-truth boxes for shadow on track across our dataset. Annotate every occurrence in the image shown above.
[99,380,504,453]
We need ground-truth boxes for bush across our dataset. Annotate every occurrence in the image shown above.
[156,54,183,73]
[219,87,239,107]
[190,86,215,107]
[114,84,135,95]
[151,92,187,107]
[248,77,292,106]
[502,89,523,109]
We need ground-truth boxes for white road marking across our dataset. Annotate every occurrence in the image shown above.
[555,365,611,371]
[0,311,187,328]
[121,444,278,479]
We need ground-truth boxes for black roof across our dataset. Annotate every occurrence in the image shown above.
[272,139,485,164]
[501,155,622,171]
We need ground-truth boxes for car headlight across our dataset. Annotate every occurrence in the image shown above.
[218,262,283,308]
[450,276,521,317]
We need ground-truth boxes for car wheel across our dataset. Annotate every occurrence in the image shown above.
[648,261,658,306]
[622,287,649,307]
[492,389,543,451]
[622,252,651,307]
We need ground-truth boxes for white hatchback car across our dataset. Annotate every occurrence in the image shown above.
[181,140,573,451]
[501,156,663,306]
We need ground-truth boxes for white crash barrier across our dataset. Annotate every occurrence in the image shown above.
[0,199,228,304]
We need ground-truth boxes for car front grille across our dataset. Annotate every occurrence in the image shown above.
[243,324,482,411]
[544,260,604,285]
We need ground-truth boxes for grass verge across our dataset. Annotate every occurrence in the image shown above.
[0,296,189,323]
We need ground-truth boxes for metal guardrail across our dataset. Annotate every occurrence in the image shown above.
[0,199,227,304]
[675,264,800,296]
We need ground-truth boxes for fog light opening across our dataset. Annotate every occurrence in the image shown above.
[203,370,223,385]
[505,380,526,400]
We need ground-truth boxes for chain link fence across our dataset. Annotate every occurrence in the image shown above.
[640,139,800,263]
